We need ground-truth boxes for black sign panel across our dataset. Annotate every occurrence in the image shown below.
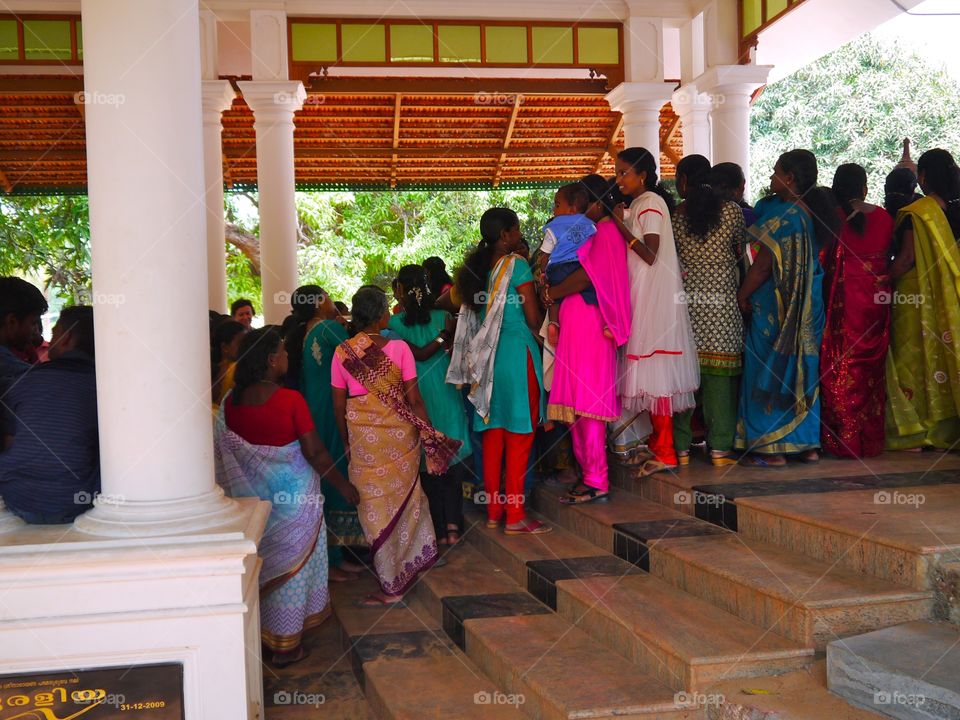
[0,663,184,719]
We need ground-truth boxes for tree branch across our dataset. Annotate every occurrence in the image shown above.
[225,222,261,276]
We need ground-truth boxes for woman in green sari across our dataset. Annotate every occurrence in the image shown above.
[886,148,960,450]
[297,285,366,580]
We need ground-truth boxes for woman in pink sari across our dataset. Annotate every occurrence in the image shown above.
[542,175,632,503]
[820,163,894,457]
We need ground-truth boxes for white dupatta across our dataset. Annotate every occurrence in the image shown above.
[446,253,517,423]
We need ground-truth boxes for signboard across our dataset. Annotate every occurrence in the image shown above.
[0,663,184,719]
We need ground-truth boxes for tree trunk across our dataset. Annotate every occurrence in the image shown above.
[225,222,260,276]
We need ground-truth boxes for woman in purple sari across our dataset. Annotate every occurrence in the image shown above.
[542,175,632,503]
[332,286,460,606]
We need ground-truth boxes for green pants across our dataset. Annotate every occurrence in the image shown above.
[673,373,739,453]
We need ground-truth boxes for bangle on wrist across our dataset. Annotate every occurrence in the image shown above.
[628,237,640,250]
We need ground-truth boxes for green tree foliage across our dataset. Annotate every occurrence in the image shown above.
[750,34,960,203]
[0,195,90,301]
[227,188,554,305]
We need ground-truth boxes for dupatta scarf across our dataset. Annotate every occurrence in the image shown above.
[337,333,461,474]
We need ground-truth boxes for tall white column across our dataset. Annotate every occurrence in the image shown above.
[695,64,771,196]
[201,81,235,314]
[605,82,675,173]
[238,81,304,324]
[75,0,243,537]
[671,83,713,159]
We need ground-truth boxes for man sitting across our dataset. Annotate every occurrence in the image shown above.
[0,277,48,444]
[0,306,99,524]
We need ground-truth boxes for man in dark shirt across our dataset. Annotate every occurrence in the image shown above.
[0,305,99,524]
[0,277,48,444]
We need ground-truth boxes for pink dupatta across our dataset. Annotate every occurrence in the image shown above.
[578,218,632,346]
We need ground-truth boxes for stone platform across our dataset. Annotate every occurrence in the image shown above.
[265,451,960,719]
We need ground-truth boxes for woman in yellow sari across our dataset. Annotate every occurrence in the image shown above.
[332,286,460,606]
[886,148,960,450]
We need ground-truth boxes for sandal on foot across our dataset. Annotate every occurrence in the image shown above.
[504,519,552,535]
[798,450,820,464]
[740,454,786,468]
[621,450,654,466]
[560,485,610,505]
[271,646,310,668]
[710,452,737,467]
[677,452,690,467]
[485,518,503,529]
[354,594,406,609]
[639,459,676,477]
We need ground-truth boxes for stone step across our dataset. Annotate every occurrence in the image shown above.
[464,510,814,693]
[934,561,960,626]
[650,534,934,650]
[415,542,693,719]
[736,484,960,589]
[534,483,934,649]
[330,578,524,720]
[827,621,960,720]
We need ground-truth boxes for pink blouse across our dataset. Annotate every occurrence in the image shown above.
[330,339,417,396]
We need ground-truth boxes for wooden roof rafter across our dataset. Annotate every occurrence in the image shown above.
[0,166,13,194]
[593,114,624,173]
[493,94,522,188]
[389,93,402,189]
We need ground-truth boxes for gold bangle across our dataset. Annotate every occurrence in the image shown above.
[628,237,639,249]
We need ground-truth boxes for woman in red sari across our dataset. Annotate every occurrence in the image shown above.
[820,163,894,457]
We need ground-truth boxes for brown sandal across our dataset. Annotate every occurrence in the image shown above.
[504,519,552,535]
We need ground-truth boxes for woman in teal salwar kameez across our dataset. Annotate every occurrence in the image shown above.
[300,289,367,578]
[735,150,837,466]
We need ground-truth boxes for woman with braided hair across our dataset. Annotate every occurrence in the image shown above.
[735,149,838,466]
[388,264,472,545]
[885,148,960,450]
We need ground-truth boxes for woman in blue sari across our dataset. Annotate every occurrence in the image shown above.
[735,150,838,466]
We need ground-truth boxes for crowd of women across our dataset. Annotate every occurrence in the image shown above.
[205,141,960,667]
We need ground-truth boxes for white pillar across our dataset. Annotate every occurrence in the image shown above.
[238,81,305,324]
[75,0,243,537]
[671,83,713,159]
[605,82,675,173]
[201,81,235,314]
[695,64,772,196]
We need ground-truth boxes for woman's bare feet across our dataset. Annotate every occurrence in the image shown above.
[355,592,405,607]
[329,566,360,583]
[446,525,461,545]
[338,559,366,573]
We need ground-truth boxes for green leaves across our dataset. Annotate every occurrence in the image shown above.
[750,34,960,203]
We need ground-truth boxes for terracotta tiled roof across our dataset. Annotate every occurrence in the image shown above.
[0,76,681,194]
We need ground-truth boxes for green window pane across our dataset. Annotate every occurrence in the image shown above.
[390,24,433,62]
[342,24,385,63]
[291,23,337,62]
[76,21,82,60]
[24,19,72,60]
[577,27,619,65]
[485,26,527,64]
[532,26,572,64]
[742,0,762,35]
[0,19,18,61]
[767,0,789,18]
[438,25,480,63]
